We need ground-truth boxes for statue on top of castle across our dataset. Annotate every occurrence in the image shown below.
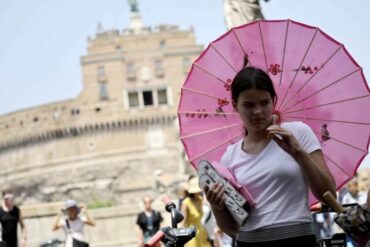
[128,0,139,13]
[223,0,268,29]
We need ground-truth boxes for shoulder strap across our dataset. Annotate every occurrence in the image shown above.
[65,219,72,234]
[204,208,212,223]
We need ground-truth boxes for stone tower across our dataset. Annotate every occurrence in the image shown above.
[0,2,203,206]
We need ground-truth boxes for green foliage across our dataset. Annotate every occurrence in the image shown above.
[88,199,114,209]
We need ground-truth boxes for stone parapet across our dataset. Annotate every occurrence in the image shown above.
[21,200,172,247]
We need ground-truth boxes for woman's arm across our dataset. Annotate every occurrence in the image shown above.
[52,211,63,231]
[135,225,144,247]
[81,205,96,227]
[267,125,336,202]
[294,149,336,202]
[204,183,239,237]
[18,210,27,247]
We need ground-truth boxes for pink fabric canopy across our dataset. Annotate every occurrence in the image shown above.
[178,19,370,205]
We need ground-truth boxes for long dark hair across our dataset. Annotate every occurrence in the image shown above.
[231,67,277,103]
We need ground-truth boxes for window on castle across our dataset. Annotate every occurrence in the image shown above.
[128,92,139,107]
[127,88,169,109]
[99,82,109,100]
[143,90,154,106]
[154,59,164,77]
[97,66,105,77]
[155,59,163,70]
[127,63,134,73]
[159,40,166,48]
[71,108,80,115]
[157,89,168,105]
[183,57,190,68]
[126,63,136,80]
[97,65,107,83]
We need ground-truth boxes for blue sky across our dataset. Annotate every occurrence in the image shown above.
[0,0,369,169]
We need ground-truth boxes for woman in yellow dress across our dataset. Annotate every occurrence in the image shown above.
[181,177,211,247]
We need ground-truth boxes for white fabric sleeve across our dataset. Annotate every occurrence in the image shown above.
[295,122,322,154]
[220,144,232,167]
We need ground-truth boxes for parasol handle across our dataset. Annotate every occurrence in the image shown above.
[322,191,346,213]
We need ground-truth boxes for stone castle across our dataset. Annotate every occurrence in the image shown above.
[0,4,202,207]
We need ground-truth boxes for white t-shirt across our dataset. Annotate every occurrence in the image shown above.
[341,191,367,205]
[221,121,321,232]
[60,217,87,247]
[201,204,216,240]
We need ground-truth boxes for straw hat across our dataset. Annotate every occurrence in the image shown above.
[187,177,202,194]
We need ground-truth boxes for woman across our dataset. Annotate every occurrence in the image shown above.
[52,199,95,247]
[181,177,211,247]
[204,67,336,247]
[0,190,27,247]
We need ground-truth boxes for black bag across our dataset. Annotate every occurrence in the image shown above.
[72,238,89,247]
[65,220,89,247]
[0,241,8,247]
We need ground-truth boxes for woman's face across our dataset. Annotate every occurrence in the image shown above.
[67,207,78,220]
[3,193,14,208]
[233,88,274,132]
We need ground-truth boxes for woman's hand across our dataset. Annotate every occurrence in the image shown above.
[204,182,226,211]
[80,204,87,213]
[204,182,240,236]
[267,125,304,157]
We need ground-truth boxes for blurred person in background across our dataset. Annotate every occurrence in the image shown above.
[214,227,233,247]
[0,190,27,247]
[201,197,216,247]
[181,176,211,247]
[0,223,4,247]
[52,199,95,247]
[135,195,163,247]
[341,179,367,205]
[176,182,188,211]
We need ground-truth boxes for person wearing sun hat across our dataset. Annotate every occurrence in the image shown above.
[181,176,211,247]
[52,199,95,247]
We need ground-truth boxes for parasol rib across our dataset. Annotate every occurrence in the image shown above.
[181,122,243,139]
[231,29,253,66]
[277,20,290,100]
[181,87,231,101]
[210,44,238,73]
[193,63,228,85]
[296,45,344,94]
[312,130,369,153]
[281,45,344,110]
[278,28,319,110]
[321,152,353,178]
[284,94,370,115]
[282,68,360,112]
[258,21,269,73]
[188,131,244,162]
[285,116,370,126]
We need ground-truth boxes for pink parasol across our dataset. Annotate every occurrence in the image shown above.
[177,19,370,205]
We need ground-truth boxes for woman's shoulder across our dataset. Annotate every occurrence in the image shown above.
[221,139,243,165]
[281,121,310,130]
[281,121,314,136]
[182,197,191,205]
